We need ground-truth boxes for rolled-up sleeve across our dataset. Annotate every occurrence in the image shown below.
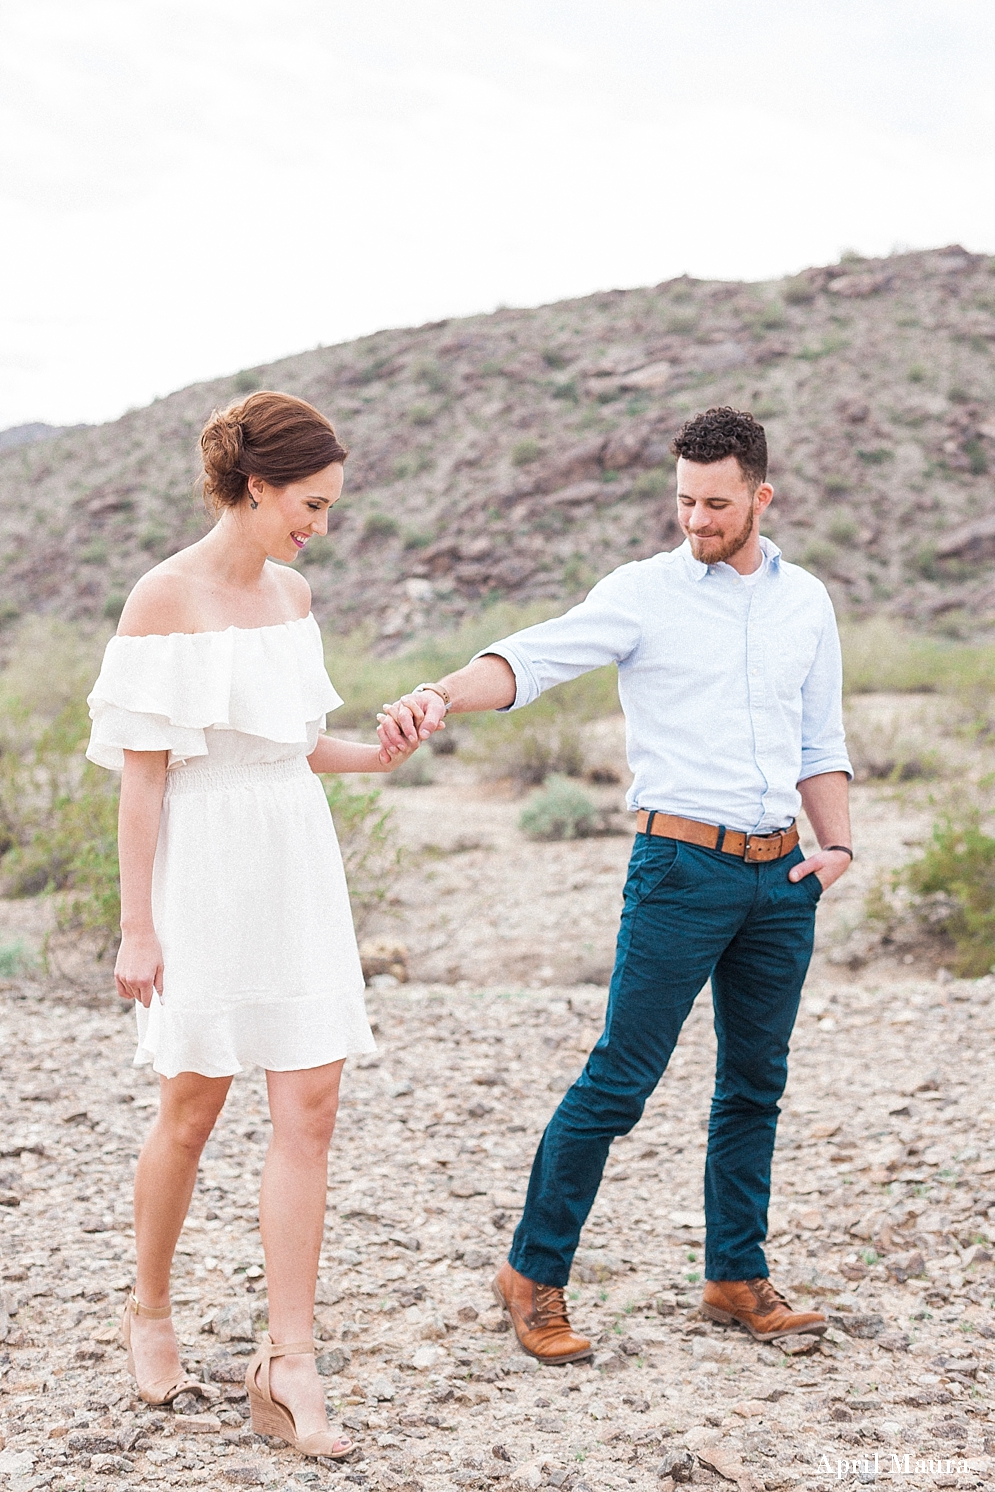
[473,567,643,711]
[798,594,853,781]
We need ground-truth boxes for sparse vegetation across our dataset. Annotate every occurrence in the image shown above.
[362,512,400,542]
[518,776,603,841]
[903,814,995,977]
[511,438,542,467]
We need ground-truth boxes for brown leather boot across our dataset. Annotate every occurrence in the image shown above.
[492,1262,592,1364]
[701,1278,827,1341]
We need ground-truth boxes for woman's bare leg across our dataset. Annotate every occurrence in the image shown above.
[130,1072,232,1388]
[260,1060,344,1439]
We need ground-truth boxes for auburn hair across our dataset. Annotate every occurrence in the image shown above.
[200,391,347,511]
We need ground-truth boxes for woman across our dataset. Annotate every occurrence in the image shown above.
[86,391,418,1459]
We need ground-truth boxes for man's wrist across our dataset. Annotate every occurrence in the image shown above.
[822,844,853,861]
[415,682,451,713]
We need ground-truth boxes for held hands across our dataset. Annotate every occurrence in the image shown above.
[115,929,164,1008]
[377,689,447,763]
[787,847,852,893]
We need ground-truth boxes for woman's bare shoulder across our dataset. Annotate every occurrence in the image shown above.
[117,561,201,638]
[268,562,312,619]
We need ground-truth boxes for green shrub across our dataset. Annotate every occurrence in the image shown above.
[904,814,995,976]
[630,466,671,501]
[362,512,400,542]
[519,776,602,841]
[511,438,542,467]
[0,940,30,977]
[322,777,401,931]
[783,276,816,305]
[800,540,837,572]
[413,360,448,393]
[103,593,126,622]
[856,447,894,465]
[477,713,586,788]
[828,513,858,544]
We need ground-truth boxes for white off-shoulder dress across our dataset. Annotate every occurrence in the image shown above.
[86,614,375,1079]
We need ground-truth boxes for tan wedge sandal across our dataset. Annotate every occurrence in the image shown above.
[245,1336,354,1459]
[121,1292,206,1407]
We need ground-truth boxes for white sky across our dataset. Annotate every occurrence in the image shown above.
[2,0,994,429]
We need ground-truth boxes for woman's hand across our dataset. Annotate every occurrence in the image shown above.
[376,726,425,770]
[115,929,164,1008]
[377,690,446,759]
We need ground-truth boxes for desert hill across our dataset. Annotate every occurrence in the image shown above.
[1,244,993,644]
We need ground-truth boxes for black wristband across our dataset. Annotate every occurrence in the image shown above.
[823,844,853,860]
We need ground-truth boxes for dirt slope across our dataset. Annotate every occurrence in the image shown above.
[2,244,994,642]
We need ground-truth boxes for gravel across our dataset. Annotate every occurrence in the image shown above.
[1,953,994,1489]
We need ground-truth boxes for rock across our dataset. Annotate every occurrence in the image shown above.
[572,1249,623,1282]
[457,1304,479,1322]
[829,1312,884,1339]
[222,1470,266,1487]
[316,1347,352,1376]
[692,1338,732,1364]
[173,1412,222,1433]
[90,1454,133,1474]
[697,1441,763,1490]
[79,1214,111,1233]
[731,1399,766,1417]
[411,1344,444,1369]
[776,1334,819,1355]
[458,1249,492,1270]
[213,1302,255,1342]
[368,1373,397,1400]
[656,1448,695,1481]
[360,941,409,983]
[205,1350,250,1383]
[67,1433,120,1454]
[683,1427,720,1452]
[535,1414,565,1433]
[170,1389,209,1414]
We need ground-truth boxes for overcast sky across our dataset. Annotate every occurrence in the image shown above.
[2,0,994,429]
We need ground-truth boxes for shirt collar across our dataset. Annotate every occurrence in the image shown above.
[678,533,782,583]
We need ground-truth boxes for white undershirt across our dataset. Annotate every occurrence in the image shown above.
[737,555,766,587]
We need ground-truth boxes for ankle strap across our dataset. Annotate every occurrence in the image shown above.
[128,1292,172,1320]
[263,1338,316,1358]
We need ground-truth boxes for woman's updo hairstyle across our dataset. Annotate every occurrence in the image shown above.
[200,391,348,512]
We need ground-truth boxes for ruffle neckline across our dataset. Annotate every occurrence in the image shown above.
[86,613,342,770]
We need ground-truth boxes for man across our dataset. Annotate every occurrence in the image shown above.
[378,407,853,1362]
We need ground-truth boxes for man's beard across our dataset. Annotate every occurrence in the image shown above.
[687,505,755,565]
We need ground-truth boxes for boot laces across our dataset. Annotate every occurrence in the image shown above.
[749,1277,789,1313]
[534,1284,570,1327]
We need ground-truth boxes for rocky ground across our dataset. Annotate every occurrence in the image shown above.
[0,733,993,1492]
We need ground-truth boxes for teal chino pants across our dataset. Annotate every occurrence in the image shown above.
[508,831,821,1287]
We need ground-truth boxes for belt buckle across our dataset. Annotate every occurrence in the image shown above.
[744,832,780,863]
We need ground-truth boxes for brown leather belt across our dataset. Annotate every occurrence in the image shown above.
[635,810,799,863]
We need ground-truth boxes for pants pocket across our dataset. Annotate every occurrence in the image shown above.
[625,839,682,907]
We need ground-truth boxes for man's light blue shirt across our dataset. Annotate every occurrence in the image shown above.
[478,537,852,835]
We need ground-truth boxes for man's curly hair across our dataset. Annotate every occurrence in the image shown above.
[670,407,768,490]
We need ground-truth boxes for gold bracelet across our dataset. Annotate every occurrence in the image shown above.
[415,682,451,713]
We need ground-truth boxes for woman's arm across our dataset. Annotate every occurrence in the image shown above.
[307,733,420,775]
[115,749,168,1007]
